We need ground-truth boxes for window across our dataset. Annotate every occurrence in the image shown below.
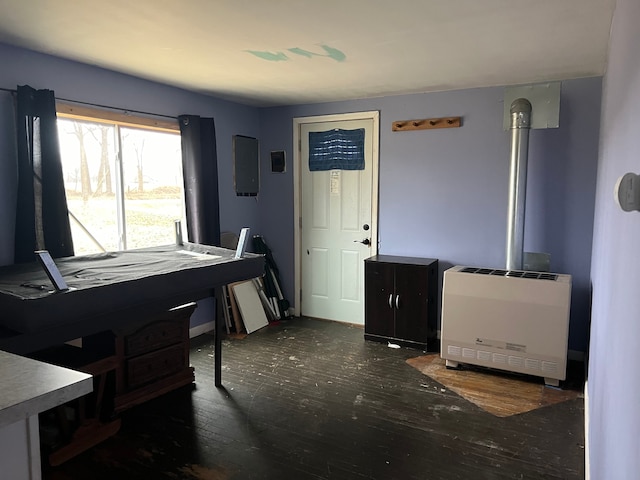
[56,106,186,255]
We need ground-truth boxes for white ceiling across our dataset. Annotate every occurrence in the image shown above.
[0,0,616,107]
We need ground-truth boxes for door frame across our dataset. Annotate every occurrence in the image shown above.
[292,111,380,317]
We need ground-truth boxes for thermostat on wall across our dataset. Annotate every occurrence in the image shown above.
[270,150,286,173]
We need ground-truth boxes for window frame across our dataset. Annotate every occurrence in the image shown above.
[56,102,179,133]
[56,103,184,254]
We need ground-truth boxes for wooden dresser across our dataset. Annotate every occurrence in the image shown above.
[84,302,196,413]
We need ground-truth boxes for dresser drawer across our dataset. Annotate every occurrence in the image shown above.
[125,344,187,389]
[124,319,187,357]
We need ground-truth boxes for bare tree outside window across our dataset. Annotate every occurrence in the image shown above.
[57,118,186,255]
[92,125,113,195]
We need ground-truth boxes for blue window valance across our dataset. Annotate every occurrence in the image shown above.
[308,128,365,171]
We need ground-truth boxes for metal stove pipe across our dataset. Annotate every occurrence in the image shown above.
[505,98,532,271]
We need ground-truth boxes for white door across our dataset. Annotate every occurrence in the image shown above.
[295,112,379,324]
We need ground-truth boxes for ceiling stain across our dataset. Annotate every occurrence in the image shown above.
[248,45,346,63]
[246,50,288,62]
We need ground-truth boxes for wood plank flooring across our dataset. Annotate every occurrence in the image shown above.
[45,317,585,480]
[406,355,582,417]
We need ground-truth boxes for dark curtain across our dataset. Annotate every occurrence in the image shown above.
[14,85,74,263]
[178,115,220,246]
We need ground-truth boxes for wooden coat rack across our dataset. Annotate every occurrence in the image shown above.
[392,116,461,132]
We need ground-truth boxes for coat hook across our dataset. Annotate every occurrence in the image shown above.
[393,116,461,132]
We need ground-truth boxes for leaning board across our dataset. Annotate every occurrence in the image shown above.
[231,281,269,334]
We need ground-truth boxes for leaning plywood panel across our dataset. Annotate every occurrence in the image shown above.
[227,282,244,333]
[220,285,232,334]
[231,281,269,334]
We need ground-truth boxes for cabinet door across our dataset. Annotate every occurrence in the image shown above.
[394,264,429,343]
[365,261,395,337]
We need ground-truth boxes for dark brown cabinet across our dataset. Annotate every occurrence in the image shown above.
[364,255,438,350]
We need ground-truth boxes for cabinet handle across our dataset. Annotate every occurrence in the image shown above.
[395,294,400,309]
[388,294,393,309]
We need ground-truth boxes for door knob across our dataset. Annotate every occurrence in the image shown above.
[353,238,371,245]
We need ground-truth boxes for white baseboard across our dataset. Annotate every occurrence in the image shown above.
[189,321,215,338]
[584,379,590,480]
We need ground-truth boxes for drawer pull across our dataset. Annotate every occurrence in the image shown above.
[388,294,393,309]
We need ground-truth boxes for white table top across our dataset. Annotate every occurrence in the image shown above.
[0,350,92,428]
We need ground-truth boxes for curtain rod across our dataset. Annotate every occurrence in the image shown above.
[0,86,177,121]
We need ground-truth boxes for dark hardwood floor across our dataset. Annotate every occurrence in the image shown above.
[46,317,585,480]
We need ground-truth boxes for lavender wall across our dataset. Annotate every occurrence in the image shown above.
[259,78,601,352]
[0,43,261,327]
[0,42,602,352]
[588,0,640,477]
[0,43,262,239]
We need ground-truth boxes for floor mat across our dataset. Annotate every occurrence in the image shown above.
[406,354,582,417]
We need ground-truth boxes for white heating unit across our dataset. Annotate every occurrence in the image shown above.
[440,266,572,386]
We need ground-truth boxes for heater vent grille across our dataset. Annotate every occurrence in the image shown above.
[459,267,557,281]
[441,266,572,383]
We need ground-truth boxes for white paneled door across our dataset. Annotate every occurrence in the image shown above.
[297,112,378,324]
